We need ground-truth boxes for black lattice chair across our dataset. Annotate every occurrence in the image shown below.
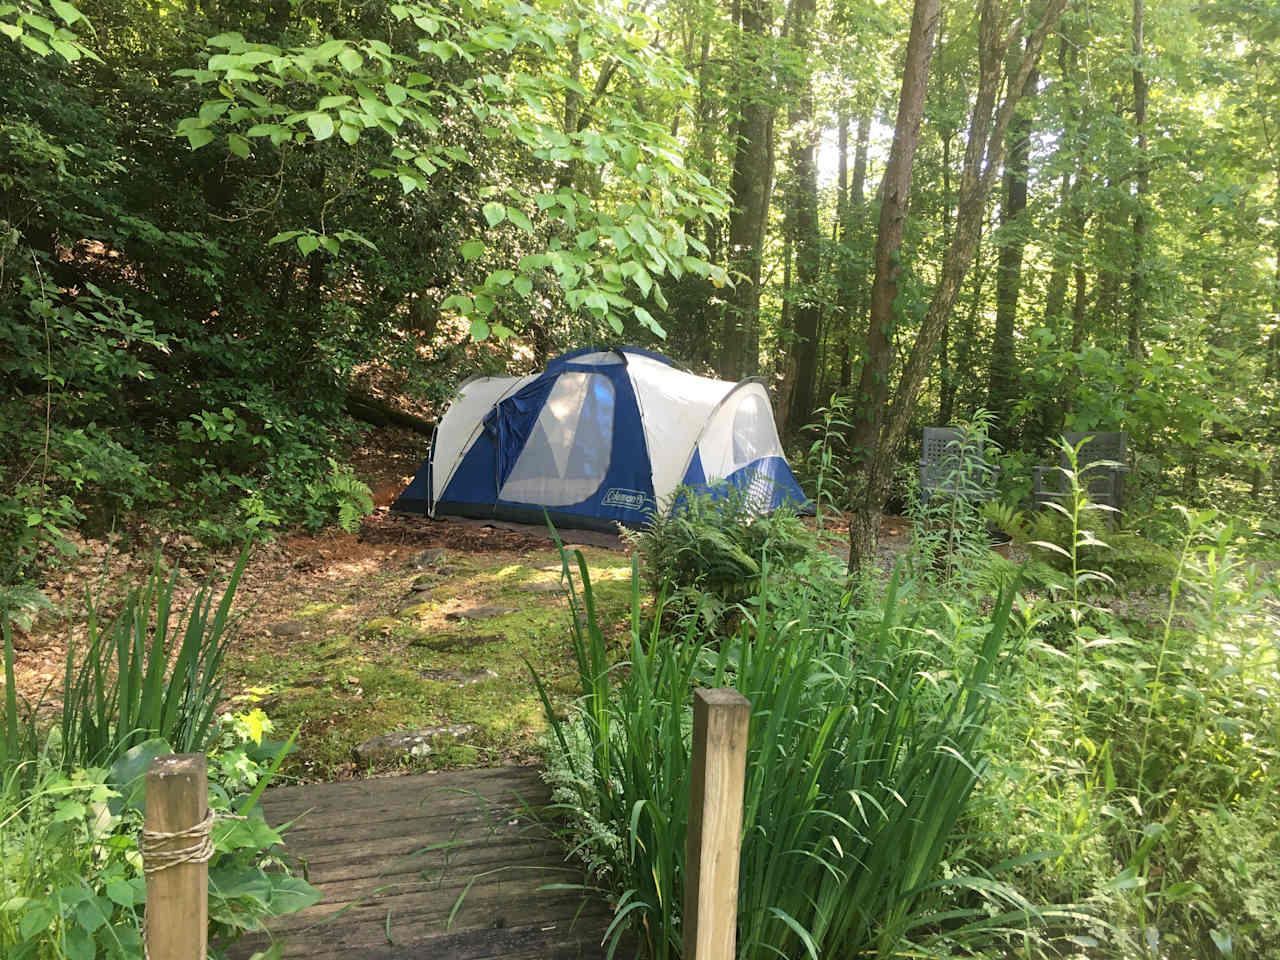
[1032,431,1128,516]
[919,427,999,502]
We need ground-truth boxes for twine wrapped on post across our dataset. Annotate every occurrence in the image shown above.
[142,754,209,960]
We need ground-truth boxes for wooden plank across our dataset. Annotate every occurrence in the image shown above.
[307,918,619,960]
[297,838,561,888]
[260,765,545,811]
[262,773,550,823]
[274,817,545,879]
[280,838,567,904]
[280,804,535,847]
[265,859,591,935]
[683,688,750,960]
[275,788,546,840]
[232,912,622,960]
[223,764,626,960]
[145,754,209,960]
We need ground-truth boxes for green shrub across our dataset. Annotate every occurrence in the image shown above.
[304,457,375,533]
[53,550,248,772]
[624,483,816,627]
[0,715,317,960]
[537,550,1054,959]
[904,412,1002,588]
[962,482,1280,958]
[1,549,248,779]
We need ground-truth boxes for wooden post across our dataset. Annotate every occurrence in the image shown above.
[144,753,209,960]
[683,688,750,960]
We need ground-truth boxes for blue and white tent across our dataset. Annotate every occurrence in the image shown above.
[393,346,809,531]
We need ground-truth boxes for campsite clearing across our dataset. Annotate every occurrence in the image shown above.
[222,524,635,780]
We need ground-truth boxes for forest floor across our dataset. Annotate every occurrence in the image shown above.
[6,426,919,783]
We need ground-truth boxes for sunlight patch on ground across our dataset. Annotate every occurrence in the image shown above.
[222,544,635,782]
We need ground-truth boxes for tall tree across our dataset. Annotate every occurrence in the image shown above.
[1127,0,1148,359]
[784,0,821,433]
[986,56,1037,442]
[720,0,777,379]
[849,0,942,485]
[849,0,1070,567]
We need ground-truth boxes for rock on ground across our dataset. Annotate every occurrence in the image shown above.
[354,723,480,763]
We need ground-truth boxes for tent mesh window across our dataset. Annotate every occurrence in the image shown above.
[730,391,777,467]
[499,372,616,506]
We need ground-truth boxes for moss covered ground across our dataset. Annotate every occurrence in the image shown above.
[222,540,634,781]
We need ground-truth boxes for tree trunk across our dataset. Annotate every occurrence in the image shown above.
[720,0,776,380]
[839,108,873,392]
[847,0,942,567]
[1128,0,1148,360]
[1043,33,1079,331]
[937,126,955,424]
[1063,187,1090,420]
[835,106,852,393]
[785,0,821,434]
[344,390,435,435]
[849,0,1069,569]
[987,60,1037,444]
[1043,174,1071,325]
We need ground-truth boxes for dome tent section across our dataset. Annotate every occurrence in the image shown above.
[392,347,810,531]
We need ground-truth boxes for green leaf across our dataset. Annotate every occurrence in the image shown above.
[459,240,484,261]
[337,47,363,72]
[106,878,136,907]
[64,923,94,960]
[317,95,351,109]
[440,294,473,313]
[513,276,533,297]
[53,798,85,822]
[227,134,250,158]
[297,235,320,256]
[634,306,664,336]
[489,269,515,286]
[184,128,215,150]
[49,0,83,25]
[268,876,322,915]
[632,267,652,298]
[267,231,302,245]
[22,12,54,34]
[385,83,407,105]
[482,202,506,227]
[338,123,360,145]
[469,317,490,340]
[507,208,533,234]
[306,113,334,141]
[19,902,54,940]
[207,31,245,48]
[107,738,172,815]
[198,100,230,124]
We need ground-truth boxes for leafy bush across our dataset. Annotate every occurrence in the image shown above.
[624,483,816,627]
[56,550,248,771]
[304,457,375,533]
[0,715,317,960]
[903,413,1003,584]
[537,550,1053,959]
[964,474,1280,957]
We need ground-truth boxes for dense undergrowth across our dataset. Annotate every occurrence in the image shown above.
[1,557,315,959]
[538,434,1279,959]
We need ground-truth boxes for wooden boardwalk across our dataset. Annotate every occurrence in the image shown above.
[228,765,623,959]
